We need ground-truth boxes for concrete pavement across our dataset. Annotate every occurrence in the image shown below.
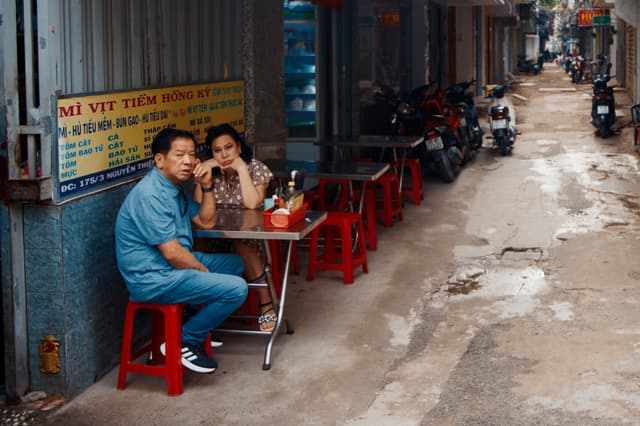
[30,65,640,425]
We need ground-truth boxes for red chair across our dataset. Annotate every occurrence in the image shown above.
[306,211,368,284]
[117,301,212,396]
[396,158,423,205]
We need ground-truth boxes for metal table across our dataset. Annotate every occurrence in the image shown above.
[265,160,389,253]
[193,208,327,370]
[265,159,390,214]
[315,135,425,199]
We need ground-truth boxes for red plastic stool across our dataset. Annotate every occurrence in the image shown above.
[396,158,423,205]
[369,172,403,227]
[362,187,377,250]
[303,189,321,210]
[306,211,368,284]
[117,301,212,396]
[351,185,377,251]
[317,178,351,211]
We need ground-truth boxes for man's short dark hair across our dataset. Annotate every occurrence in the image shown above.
[152,128,197,155]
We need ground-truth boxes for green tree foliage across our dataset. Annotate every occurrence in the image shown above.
[538,0,559,9]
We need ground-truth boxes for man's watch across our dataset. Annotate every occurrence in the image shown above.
[201,185,214,193]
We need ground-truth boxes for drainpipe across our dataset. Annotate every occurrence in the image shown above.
[8,204,29,397]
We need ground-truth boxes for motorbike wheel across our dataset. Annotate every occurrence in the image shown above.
[435,152,456,183]
[497,137,509,156]
[458,131,474,166]
[597,123,610,138]
[472,120,483,149]
[461,142,474,165]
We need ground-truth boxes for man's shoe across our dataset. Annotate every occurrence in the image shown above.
[210,339,223,348]
[159,342,218,374]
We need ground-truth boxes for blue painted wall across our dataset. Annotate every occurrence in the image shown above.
[24,183,134,397]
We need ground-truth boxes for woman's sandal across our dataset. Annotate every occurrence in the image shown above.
[249,270,277,332]
[258,301,277,333]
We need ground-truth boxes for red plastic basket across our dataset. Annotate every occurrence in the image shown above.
[263,204,308,228]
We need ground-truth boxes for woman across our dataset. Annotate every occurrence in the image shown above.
[194,123,276,332]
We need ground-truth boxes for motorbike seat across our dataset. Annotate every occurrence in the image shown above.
[490,105,509,115]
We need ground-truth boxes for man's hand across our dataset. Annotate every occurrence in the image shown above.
[192,159,213,188]
[158,239,209,271]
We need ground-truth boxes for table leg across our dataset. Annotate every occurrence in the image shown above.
[398,149,407,205]
[262,240,294,370]
[348,180,367,253]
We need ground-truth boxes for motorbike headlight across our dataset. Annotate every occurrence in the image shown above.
[398,102,412,115]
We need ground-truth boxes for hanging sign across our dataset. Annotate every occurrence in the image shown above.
[577,8,605,27]
[592,15,611,28]
[54,80,244,203]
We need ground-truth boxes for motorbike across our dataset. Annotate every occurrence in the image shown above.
[564,54,572,74]
[485,82,517,155]
[444,79,484,150]
[420,87,474,174]
[517,54,540,74]
[590,62,616,138]
[570,55,584,83]
[372,83,471,183]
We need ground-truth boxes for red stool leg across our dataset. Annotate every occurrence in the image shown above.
[117,303,136,390]
[306,228,320,281]
[381,176,394,227]
[339,220,355,284]
[392,175,403,222]
[356,215,369,274]
[363,187,377,251]
[163,304,184,396]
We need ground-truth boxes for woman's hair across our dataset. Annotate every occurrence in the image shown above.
[152,127,196,155]
[205,123,253,163]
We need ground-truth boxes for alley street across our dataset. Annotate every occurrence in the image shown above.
[41,65,640,425]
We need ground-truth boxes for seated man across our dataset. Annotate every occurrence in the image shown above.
[115,127,248,374]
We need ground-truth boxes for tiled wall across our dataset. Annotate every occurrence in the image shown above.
[25,183,133,397]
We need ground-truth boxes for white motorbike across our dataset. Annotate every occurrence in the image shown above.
[485,82,517,155]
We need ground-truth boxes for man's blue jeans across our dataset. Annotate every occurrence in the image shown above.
[146,252,247,345]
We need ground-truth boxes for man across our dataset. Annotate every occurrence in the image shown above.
[115,127,247,374]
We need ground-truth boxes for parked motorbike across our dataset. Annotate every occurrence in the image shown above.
[570,55,584,83]
[372,83,470,183]
[444,79,484,150]
[517,54,540,74]
[485,82,517,155]
[591,62,616,138]
[564,53,572,74]
[421,87,473,171]
[372,84,422,136]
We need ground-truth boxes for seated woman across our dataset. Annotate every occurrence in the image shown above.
[194,123,276,332]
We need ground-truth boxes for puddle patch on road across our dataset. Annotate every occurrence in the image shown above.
[535,139,560,146]
[447,265,547,298]
[549,301,574,321]
[446,264,549,319]
[527,153,640,238]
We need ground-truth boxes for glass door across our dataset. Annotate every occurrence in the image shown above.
[284,1,319,140]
